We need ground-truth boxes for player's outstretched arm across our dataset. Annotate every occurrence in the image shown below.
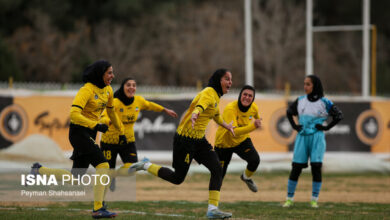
[163,108,178,118]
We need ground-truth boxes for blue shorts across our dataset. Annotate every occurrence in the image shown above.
[292,131,326,164]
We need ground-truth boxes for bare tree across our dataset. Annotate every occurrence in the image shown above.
[7,10,89,82]
[252,0,306,91]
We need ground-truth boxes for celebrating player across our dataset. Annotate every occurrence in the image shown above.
[215,85,262,192]
[99,77,177,191]
[282,75,343,208]
[130,69,234,219]
[30,60,123,218]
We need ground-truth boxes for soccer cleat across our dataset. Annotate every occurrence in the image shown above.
[25,162,42,187]
[109,178,116,192]
[240,174,258,192]
[92,208,117,219]
[128,157,150,173]
[283,199,294,208]
[206,208,232,219]
[30,162,42,175]
[310,200,319,208]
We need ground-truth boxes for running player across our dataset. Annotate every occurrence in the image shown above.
[215,85,262,192]
[30,60,123,218]
[99,77,177,191]
[282,75,343,208]
[130,69,234,219]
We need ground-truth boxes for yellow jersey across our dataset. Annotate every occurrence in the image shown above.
[100,95,164,144]
[176,87,223,139]
[70,82,123,133]
[215,100,260,148]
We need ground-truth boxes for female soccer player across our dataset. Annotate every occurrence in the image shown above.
[30,60,123,218]
[130,69,234,219]
[215,85,262,192]
[99,77,177,191]
[282,75,343,208]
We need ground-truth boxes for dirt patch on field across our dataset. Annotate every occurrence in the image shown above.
[135,173,390,203]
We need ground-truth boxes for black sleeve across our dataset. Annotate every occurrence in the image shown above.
[287,99,298,116]
[326,105,343,130]
[286,99,301,131]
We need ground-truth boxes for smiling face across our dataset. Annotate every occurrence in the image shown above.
[103,66,114,86]
[304,77,313,95]
[240,89,254,107]
[220,71,232,94]
[123,79,137,98]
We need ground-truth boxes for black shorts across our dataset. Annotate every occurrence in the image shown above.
[215,138,259,174]
[157,133,222,190]
[100,142,138,168]
[172,133,219,171]
[68,123,107,169]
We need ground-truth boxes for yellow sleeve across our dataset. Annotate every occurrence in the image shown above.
[107,107,124,135]
[234,123,256,136]
[213,108,224,126]
[106,86,114,108]
[99,109,110,125]
[192,92,213,115]
[140,97,164,112]
[106,88,124,135]
[70,87,97,129]
[223,106,256,136]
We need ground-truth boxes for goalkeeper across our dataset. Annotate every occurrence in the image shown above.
[283,75,343,208]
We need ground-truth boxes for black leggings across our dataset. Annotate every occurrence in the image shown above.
[157,134,223,191]
[289,162,322,182]
[215,138,260,179]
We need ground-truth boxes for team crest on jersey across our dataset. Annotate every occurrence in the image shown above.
[107,91,109,96]
[249,115,253,120]
[94,94,98,100]
[214,103,217,108]
[120,108,123,112]
[135,107,139,112]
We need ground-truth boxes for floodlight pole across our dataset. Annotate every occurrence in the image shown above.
[362,0,370,98]
[244,0,254,86]
[305,0,313,76]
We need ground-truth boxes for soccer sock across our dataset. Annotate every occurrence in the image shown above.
[116,163,133,176]
[208,190,220,207]
[208,204,218,212]
[244,168,254,179]
[38,167,72,182]
[147,164,162,177]
[102,169,116,198]
[287,179,298,198]
[93,162,110,211]
[144,162,152,170]
[312,181,322,199]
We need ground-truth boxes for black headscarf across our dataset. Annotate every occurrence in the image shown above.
[114,77,135,106]
[307,75,324,102]
[207,68,229,97]
[238,85,256,112]
[82,60,111,89]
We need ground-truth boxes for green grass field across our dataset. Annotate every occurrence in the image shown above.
[0,172,389,219]
[0,201,389,220]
